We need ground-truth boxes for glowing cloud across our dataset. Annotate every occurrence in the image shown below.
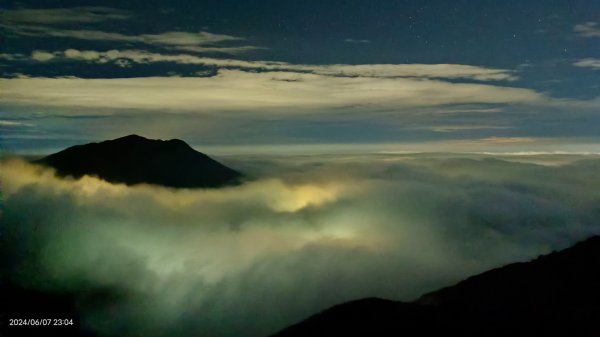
[4,154,600,336]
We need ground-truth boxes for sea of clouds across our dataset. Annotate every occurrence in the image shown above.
[2,153,600,337]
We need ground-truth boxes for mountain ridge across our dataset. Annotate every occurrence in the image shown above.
[271,235,600,336]
[36,134,242,188]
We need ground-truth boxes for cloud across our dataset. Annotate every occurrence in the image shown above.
[141,31,240,46]
[63,49,104,61]
[456,136,538,144]
[475,151,600,156]
[31,50,57,62]
[419,125,511,133]
[0,120,33,127]
[1,6,130,25]
[3,154,600,337]
[15,28,260,54]
[305,63,518,81]
[344,38,371,43]
[0,70,549,113]
[2,7,260,55]
[574,22,600,38]
[0,53,26,61]
[435,107,504,114]
[31,48,518,81]
[573,58,600,69]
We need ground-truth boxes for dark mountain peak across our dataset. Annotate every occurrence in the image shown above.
[102,135,198,155]
[100,134,190,148]
[115,134,147,141]
[36,135,242,188]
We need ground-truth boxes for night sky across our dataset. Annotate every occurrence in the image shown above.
[1,1,599,153]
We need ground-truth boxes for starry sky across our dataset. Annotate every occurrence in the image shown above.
[1,0,599,153]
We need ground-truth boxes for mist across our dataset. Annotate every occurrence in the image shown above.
[3,153,600,337]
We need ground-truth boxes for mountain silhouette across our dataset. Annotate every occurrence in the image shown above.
[36,134,242,188]
[272,235,600,336]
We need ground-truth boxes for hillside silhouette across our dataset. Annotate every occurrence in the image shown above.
[36,134,242,188]
[272,235,600,336]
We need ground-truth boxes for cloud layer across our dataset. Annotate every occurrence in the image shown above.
[2,6,599,152]
[1,6,130,25]
[1,6,260,55]
[574,21,600,38]
[0,69,549,113]
[574,58,600,70]
[21,48,517,81]
[3,153,600,337]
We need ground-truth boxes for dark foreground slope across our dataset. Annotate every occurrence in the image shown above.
[271,298,453,337]
[272,236,600,337]
[36,134,241,188]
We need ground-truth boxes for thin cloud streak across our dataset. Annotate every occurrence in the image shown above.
[1,6,130,24]
[8,28,261,55]
[25,49,517,81]
[573,58,600,69]
[1,6,261,55]
[574,22,600,38]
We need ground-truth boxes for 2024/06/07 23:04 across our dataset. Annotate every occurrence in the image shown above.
[9,318,74,326]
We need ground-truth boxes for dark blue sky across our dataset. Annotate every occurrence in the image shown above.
[1,0,599,153]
